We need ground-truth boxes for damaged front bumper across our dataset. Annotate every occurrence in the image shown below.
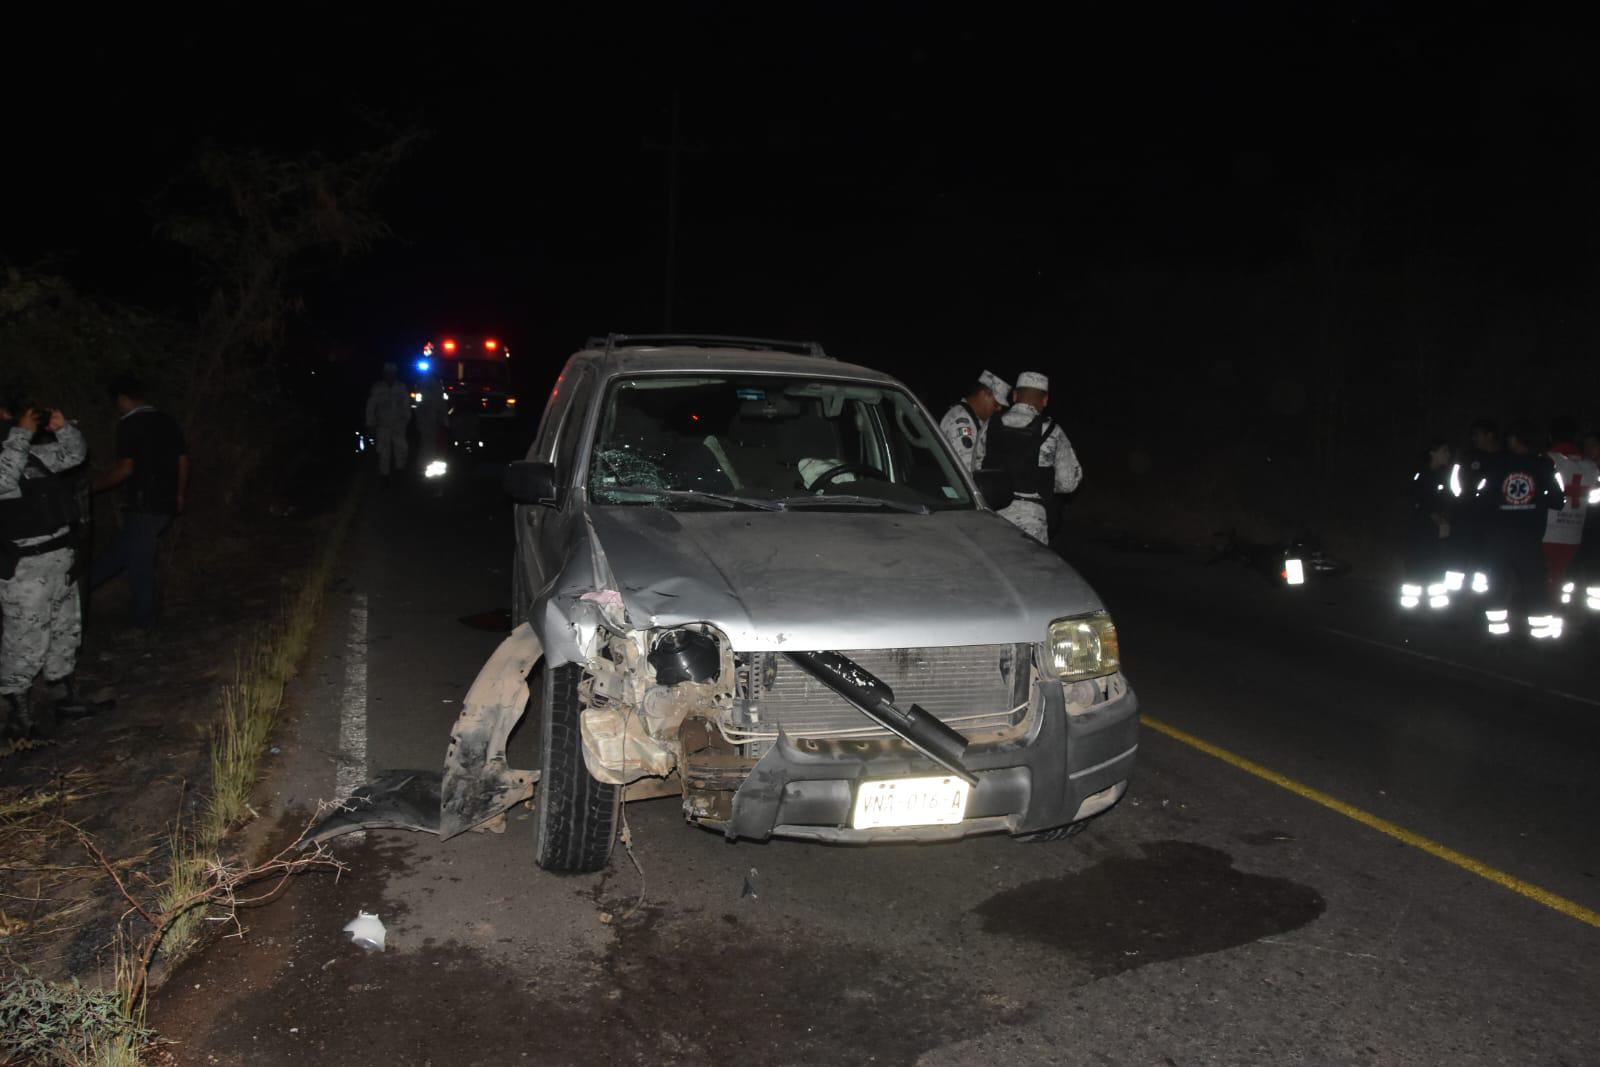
[720,678,1138,844]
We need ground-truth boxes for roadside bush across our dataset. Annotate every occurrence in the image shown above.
[0,966,155,1066]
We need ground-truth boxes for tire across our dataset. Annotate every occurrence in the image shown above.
[1015,819,1090,844]
[533,663,619,872]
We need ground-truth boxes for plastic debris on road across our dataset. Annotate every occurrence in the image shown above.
[343,911,387,952]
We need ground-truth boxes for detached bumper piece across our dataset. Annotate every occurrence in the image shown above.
[302,624,544,848]
[725,672,1139,844]
[300,771,444,847]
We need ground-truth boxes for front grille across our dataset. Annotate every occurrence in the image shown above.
[724,644,1032,742]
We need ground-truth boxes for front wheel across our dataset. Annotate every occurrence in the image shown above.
[533,663,619,872]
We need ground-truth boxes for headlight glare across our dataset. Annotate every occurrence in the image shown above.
[1048,612,1119,681]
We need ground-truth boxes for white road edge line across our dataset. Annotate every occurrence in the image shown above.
[336,594,370,838]
[1321,626,1600,708]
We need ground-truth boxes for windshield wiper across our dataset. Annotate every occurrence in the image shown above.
[599,485,787,511]
[776,494,931,515]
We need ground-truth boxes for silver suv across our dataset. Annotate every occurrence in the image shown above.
[470,335,1140,872]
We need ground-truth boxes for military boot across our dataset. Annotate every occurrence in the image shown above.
[1,690,36,740]
[46,674,102,720]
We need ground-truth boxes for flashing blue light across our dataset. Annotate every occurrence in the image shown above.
[415,358,431,373]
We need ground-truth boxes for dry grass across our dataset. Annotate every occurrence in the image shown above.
[197,501,350,852]
[0,491,359,1065]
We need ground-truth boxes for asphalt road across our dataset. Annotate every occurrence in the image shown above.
[154,470,1600,1065]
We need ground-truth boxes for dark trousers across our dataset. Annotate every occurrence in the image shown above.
[1482,528,1550,620]
[90,512,171,627]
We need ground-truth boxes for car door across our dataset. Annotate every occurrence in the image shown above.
[517,362,596,594]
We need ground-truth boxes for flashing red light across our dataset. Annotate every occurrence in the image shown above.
[442,339,458,353]
[484,338,499,351]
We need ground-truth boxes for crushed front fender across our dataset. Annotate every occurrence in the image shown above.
[439,622,544,839]
[303,623,544,847]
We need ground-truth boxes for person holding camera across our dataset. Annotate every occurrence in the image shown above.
[0,402,88,739]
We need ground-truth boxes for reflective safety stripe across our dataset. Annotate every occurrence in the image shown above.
[1485,609,1510,623]
[1444,571,1466,592]
[1528,615,1564,640]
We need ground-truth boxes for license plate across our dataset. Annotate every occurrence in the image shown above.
[851,776,971,829]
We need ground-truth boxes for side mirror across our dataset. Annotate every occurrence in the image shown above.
[504,461,560,507]
[973,468,1014,512]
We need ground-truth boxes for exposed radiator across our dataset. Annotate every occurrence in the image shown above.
[724,644,1032,742]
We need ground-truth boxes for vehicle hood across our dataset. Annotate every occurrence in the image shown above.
[585,505,1103,651]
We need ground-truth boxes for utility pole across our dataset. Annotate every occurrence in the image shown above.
[644,89,700,331]
[663,88,681,331]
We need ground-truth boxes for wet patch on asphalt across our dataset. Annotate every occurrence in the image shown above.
[973,840,1324,976]
[150,830,420,1059]
[158,876,1025,1066]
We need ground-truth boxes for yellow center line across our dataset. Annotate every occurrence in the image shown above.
[1141,714,1600,930]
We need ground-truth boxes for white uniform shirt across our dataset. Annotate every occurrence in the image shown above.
[939,402,988,472]
[1545,450,1598,545]
[365,381,412,430]
[998,402,1082,495]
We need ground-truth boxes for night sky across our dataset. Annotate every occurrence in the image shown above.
[9,5,1599,413]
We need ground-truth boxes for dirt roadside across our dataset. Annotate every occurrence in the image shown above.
[0,471,355,992]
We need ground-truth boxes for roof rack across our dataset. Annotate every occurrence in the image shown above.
[587,333,829,358]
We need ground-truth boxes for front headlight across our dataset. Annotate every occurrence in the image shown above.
[1047,612,1120,681]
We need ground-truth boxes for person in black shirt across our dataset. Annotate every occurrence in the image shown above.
[90,376,189,628]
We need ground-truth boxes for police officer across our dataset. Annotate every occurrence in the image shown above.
[365,362,412,482]
[1475,420,1564,638]
[938,371,1011,473]
[0,403,88,738]
[986,372,1083,543]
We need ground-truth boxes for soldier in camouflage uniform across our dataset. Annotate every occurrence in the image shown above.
[0,404,88,739]
[938,370,1011,474]
[987,372,1083,544]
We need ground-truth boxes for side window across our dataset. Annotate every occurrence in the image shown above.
[554,367,595,487]
[532,360,578,462]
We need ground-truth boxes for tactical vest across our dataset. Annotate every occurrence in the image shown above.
[0,453,81,542]
[984,415,1054,499]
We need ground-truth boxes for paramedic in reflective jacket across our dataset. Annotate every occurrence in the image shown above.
[0,404,87,739]
[1475,421,1565,638]
[1398,438,1456,611]
[985,371,1083,543]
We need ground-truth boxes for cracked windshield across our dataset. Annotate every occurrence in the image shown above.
[589,375,974,511]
